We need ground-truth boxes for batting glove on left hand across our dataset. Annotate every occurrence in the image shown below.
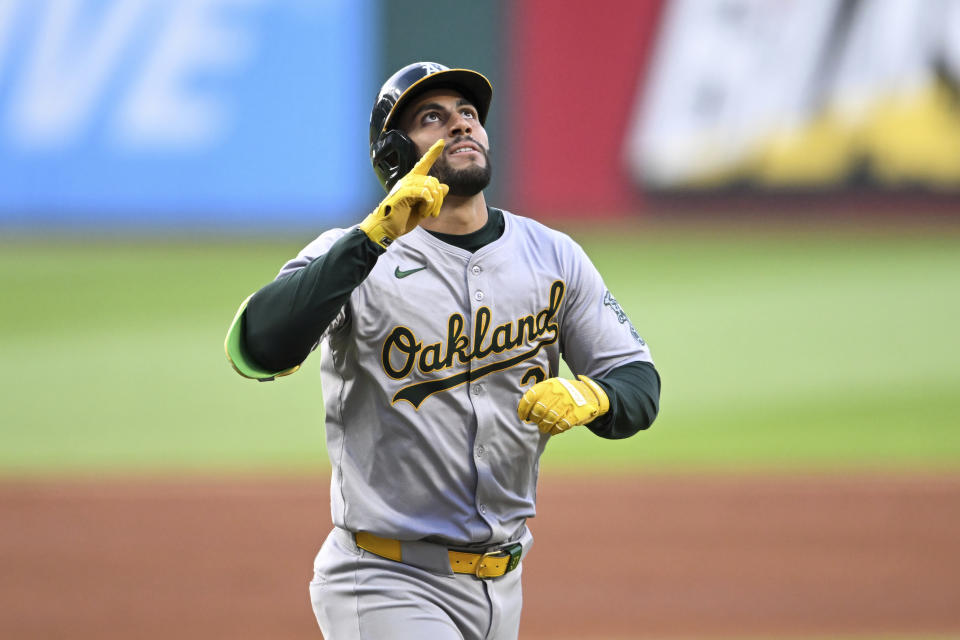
[517,375,610,435]
[359,139,449,249]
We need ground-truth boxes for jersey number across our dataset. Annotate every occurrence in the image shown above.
[520,366,545,386]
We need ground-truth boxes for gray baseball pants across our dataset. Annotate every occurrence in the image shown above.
[309,527,529,640]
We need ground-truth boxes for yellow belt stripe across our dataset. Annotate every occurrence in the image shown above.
[355,531,512,578]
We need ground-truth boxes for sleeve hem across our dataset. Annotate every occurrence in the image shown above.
[224,294,300,382]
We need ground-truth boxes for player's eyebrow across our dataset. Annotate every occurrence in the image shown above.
[410,102,445,120]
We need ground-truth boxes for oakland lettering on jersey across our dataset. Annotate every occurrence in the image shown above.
[382,281,565,408]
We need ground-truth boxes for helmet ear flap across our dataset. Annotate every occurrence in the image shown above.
[371,130,421,192]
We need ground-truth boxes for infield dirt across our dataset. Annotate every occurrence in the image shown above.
[2,473,958,639]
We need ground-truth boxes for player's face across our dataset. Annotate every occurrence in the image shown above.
[401,89,492,197]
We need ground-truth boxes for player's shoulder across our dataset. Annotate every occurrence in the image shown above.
[299,226,354,255]
[500,209,587,255]
[277,226,355,278]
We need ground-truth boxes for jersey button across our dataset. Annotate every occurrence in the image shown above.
[472,384,483,395]
[476,444,485,457]
[474,291,485,301]
[471,265,482,276]
[479,503,487,514]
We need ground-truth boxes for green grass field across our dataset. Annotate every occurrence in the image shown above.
[1,224,958,475]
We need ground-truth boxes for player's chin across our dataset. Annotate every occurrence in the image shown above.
[444,165,491,197]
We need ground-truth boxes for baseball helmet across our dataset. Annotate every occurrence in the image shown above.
[369,62,493,191]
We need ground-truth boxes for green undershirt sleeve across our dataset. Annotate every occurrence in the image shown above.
[586,361,661,439]
[241,228,385,374]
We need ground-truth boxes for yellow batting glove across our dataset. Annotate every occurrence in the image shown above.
[517,375,611,435]
[359,139,449,248]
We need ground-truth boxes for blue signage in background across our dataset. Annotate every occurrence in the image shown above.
[0,0,378,229]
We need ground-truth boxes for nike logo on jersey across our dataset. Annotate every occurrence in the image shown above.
[382,281,566,408]
[395,265,427,279]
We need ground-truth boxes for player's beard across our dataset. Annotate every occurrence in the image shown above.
[429,137,492,197]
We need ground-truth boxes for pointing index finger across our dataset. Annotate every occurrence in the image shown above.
[410,139,445,176]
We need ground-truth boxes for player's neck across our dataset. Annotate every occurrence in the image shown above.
[420,192,488,235]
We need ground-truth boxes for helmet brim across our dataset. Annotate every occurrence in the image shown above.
[380,69,493,136]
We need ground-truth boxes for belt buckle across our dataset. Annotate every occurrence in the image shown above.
[474,542,523,579]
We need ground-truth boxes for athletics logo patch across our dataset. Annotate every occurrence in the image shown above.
[603,290,645,345]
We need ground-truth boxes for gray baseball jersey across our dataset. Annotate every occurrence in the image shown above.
[278,209,652,547]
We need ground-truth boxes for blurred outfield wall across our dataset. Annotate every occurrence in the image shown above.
[511,0,960,216]
[0,0,509,231]
[0,0,380,229]
[1,0,959,233]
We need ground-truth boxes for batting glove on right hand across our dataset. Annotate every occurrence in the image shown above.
[359,139,449,249]
[517,375,610,435]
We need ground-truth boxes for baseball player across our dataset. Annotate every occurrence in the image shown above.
[224,62,660,640]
